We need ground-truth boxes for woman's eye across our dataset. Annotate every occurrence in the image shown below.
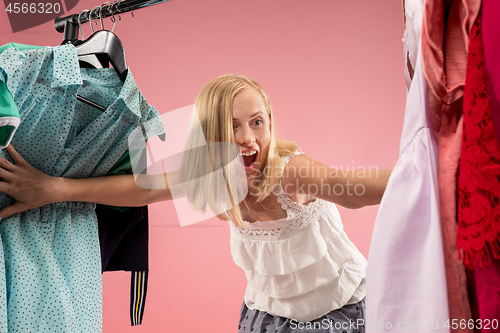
[233,124,237,130]
[253,120,263,126]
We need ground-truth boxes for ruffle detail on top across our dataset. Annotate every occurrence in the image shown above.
[244,254,366,322]
[244,231,365,299]
[230,201,349,275]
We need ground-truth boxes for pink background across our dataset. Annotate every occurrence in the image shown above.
[1,1,405,332]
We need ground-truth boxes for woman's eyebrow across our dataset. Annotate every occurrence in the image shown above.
[233,111,265,121]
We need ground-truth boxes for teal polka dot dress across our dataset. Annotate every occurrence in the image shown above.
[0,44,164,333]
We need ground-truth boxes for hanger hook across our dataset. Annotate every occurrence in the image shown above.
[89,6,101,34]
[105,1,119,32]
[114,0,126,13]
[77,9,89,40]
[112,0,126,21]
[100,2,113,31]
[110,14,116,32]
[98,4,106,30]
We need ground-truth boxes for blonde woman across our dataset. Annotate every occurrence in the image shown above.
[0,74,390,332]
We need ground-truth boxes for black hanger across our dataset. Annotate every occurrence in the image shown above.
[63,4,165,141]
[75,30,128,82]
[63,6,128,111]
[72,30,128,111]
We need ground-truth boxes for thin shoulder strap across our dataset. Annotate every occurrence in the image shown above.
[280,151,302,170]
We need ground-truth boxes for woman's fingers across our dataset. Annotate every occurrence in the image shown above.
[0,155,16,172]
[5,145,26,165]
[0,201,30,219]
[0,145,26,173]
[0,180,11,195]
[0,145,55,219]
[0,163,15,182]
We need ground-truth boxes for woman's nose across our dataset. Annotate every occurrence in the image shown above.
[236,128,255,146]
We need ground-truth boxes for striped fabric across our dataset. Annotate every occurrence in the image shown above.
[130,271,148,326]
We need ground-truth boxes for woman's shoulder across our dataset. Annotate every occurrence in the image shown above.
[278,152,319,205]
[279,150,305,164]
[280,151,315,175]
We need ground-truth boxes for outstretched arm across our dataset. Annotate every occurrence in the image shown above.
[281,154,391,209]
[0,145,173,218]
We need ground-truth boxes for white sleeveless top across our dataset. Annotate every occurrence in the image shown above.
[229,153,367,322]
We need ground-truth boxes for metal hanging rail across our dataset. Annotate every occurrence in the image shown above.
[54,0,170,41]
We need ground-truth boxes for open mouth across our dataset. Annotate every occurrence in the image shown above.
[241,150,258,168]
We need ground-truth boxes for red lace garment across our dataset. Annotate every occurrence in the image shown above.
[458,15,500,269]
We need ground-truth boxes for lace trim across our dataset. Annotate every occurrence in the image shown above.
[457,16,500,268]
[233,152,328,239]
[232,199,327,239]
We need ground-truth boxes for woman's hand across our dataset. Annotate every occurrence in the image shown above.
[0,145,61,218]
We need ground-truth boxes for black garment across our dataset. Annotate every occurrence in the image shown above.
[98,205,149,272]
[97,204,149,326]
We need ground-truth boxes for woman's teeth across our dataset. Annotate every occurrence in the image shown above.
[240,151,257,156]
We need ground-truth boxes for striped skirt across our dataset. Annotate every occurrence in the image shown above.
[238,298,365,333]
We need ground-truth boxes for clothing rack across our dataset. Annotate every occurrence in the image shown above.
[54,0,170,111]
[54,0,170,42]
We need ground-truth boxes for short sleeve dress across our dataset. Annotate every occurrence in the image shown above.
[0,44,164,333]
[230,153,367,332]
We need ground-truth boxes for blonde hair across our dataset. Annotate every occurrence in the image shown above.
[180,74,298,228]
